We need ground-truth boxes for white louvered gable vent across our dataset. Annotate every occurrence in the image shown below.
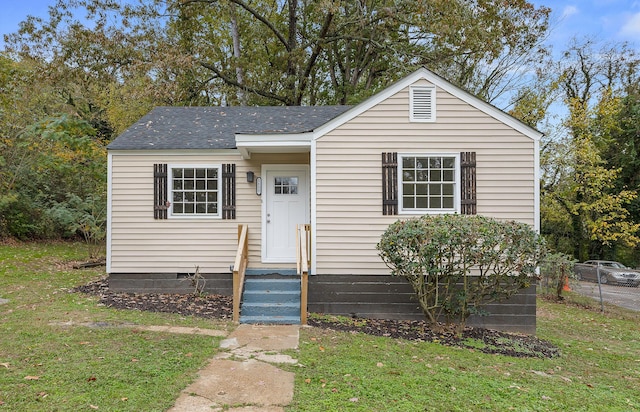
[410,86,436,122]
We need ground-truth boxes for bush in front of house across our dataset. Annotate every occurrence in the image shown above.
[538,252,576,299]
[377,214,545,332]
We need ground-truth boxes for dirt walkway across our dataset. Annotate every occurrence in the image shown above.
[168,324,299,412]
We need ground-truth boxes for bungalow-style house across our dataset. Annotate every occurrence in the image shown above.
[106,68,541,334]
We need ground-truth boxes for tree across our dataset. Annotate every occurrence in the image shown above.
[181,0,551,105]
[1,0,553,240]
[4,0,551,108]
[418,0,551,104]
[0,54,61,143]
[377,214,545,333]
[0,54,65,238]
[558,39,639,105]
[538,39,640,262]
[508,60,561,130]
[3,0,169,137]
[0,114,106,239]
[598,89,640,234]
[542,94,640,261]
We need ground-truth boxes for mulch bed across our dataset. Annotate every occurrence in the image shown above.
[74,278,234,320]
[74,277,559,358]
[307,317,560,358]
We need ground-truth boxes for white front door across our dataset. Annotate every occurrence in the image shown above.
[262,165,310,263]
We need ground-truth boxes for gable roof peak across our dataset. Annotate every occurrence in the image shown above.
[314,67,542,141]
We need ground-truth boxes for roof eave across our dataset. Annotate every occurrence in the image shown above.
[235,132,313,160]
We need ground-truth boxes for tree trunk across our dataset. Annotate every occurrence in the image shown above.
[286,0,298,105]
[228,3,246,105]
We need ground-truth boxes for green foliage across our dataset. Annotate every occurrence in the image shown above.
[48,194,106,258]
[542,92,640,261]
[0,193,53,240]
[377,214,545,331]
[540,40,640,261]
[508,66,560,130]
[538,252,577,299]
[598,90,640,254]
[0,114,106,240]
[0,55,108,241]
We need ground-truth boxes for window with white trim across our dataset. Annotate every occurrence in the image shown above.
[399,154,458,213]
[410,86,436,122]
[169,165,221,217]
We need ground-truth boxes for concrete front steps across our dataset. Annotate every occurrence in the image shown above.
[240,272,301,324]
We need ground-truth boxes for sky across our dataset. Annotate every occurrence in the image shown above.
[530,0,640,51]
[1,0,53,43]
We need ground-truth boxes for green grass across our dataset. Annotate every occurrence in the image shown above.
[0,241,232,411]
[288,296,640,411]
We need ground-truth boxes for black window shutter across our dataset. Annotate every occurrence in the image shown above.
[153,164,168,219]
[222,164,236,219]
[382,152,398,215]
[460,152,477,215]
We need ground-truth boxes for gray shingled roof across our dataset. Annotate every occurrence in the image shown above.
[107,106,353,150]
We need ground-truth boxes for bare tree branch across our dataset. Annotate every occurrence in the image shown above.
[181,0,290,51]
[199,60,291,105]
[296,10,334,105]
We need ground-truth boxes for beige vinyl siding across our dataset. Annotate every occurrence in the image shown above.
[109,152,307,273]
[315,81,536,275]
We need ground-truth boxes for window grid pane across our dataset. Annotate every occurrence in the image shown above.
[274,176,298,195]
[172,167,219,215]
[401,156,456,210]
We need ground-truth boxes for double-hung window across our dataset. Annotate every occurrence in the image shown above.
[399,154,459,213]
[170,165,221,217]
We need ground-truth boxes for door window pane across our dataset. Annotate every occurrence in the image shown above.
[274,176,299,195]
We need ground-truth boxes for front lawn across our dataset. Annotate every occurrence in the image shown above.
[287,295,640,411]
[0,241,231,411]
[288,298,640,412]
[1,241,639,411]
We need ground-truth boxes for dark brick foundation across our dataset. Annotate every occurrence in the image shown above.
[108,272,536,334]
[108,272,233,295]
[308,274,536,334]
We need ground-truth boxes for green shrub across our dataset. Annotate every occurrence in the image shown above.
[48,193,106,258]
[0,193,56,239]
[377,214,545,332]
[538,252,576,299]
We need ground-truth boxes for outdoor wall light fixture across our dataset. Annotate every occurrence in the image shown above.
[246,171,255,183]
